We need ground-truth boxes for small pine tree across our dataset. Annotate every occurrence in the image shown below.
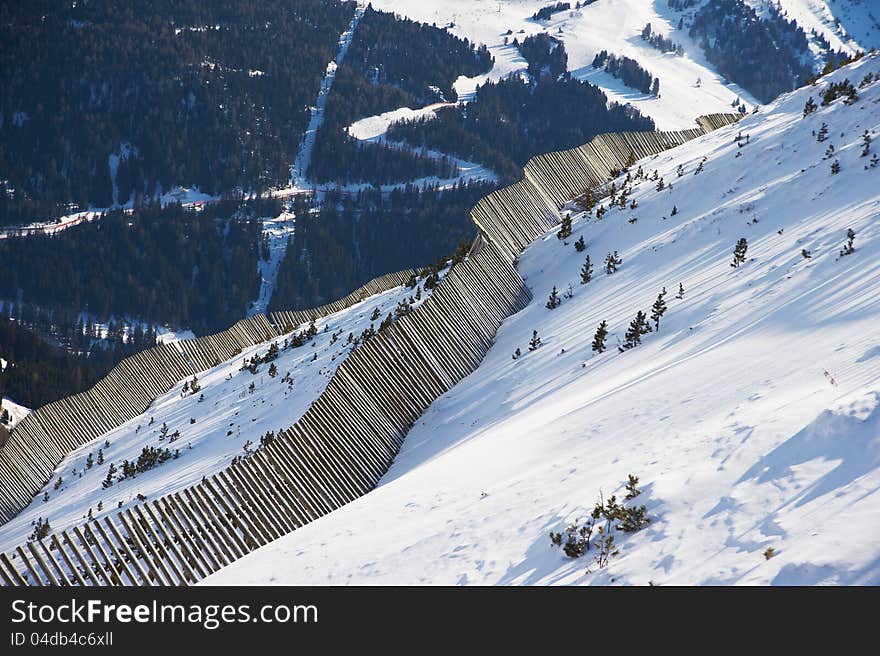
[370,307,381,321]
[529,330,542,351]
[591,321,608,354]
[512,347,521,360]
[557,214,573,240]
[86,452,94,469]
[831,159,840,174]
[580,255,593,284]
[802,96,816,117]
[546,286,560,309]
[656,178,665,192]
[619,311,651,351]
[54,477,63,490]
[731,238,748,267]
[675,282,685,299]
[97,448,104,466]
[650,288,668,330]
[604,251,622,274]
[268,362,278,378]
[190,374,200,393]
[671,205,678,216]
[574,236,586,252]
[379,313,393,332]
[862,130,872,157]
[817,122,828,142]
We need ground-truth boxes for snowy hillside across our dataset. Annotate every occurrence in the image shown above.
[0,272,443,551]
[208,55,880,586]
[0,397,30,430]
[368,0,757,130]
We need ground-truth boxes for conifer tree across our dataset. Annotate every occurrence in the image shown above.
[591,321,608,353]
[512,347,521,360]
[379,313,393,332]
[574,236,586,252]
[529,330,542,351]
[604,251,622,274]
[675,282,684,299]
[268,362,278,377]
[650,288,668,330]
[656,178,665,192]
[102,462,117,489]
[580,254,593,284]
[817,122,828,142]
[862,130,872,157]
[831,159,840,174]
[671,205,678,216]
[619,311,651,351]
[97,448,104,466]
[802,96,816,117]
[731,238,748,267]
[370,307,381,321]
[557,214,573,240]
[546,286,560,309]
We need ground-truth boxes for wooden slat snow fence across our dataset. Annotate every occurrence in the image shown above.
[0,113,738,585]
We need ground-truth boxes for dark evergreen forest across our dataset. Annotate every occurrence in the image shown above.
[387,74,656,183]
[0,201,263,335]
[307,6,493,185]
[269,183,493,311]
[0,0,354,227]
[688,0,843,103]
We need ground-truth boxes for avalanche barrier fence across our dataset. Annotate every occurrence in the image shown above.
[0,113,739,586]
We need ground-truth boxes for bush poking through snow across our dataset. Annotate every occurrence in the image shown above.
[764,546,777,560]
[549,474,650,569]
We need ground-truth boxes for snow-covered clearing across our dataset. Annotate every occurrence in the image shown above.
[0,271,443,551]
[207,55,880,586]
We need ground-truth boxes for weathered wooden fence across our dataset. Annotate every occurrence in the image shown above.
[0,114,739,585]
[0,270,417,524]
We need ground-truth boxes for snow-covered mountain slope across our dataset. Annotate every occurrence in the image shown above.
[0,272,442,552]
[775,0,880,51]
[207,55,880,586]
[370,0,757,130]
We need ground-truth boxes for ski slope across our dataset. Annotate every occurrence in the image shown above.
[207,55,880,586]
[0,272,443,552]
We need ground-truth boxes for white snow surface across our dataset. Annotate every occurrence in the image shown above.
[207,56,880,586]
[0,273,442,551]
[1,397,30,430]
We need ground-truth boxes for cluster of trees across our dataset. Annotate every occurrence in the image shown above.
[689,0,844,103]
[592,51,660,95]
[640,23,684,56]
[308,6,493,185]
[518,33,568,80]
[0,200,262,336]
[388,75,656,183]
[532,2,571,21]
[0,0,356,226]
[0,315,136,409]
[346,6,492,103]
[269,184,491,311]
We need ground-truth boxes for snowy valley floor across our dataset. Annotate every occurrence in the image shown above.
[207,56,880,586]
